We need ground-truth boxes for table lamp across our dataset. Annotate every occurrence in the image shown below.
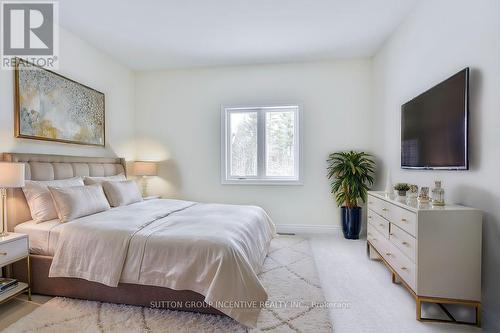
[0,162,25,236]
[133,161,157,197]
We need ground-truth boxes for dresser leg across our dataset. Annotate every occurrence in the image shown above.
[475,303,481,327]
[391,272,399,284]
[416,297,422,321]
[367,242,381,260]
[366,242,373,258]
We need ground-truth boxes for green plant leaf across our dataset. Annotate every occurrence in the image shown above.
[326,150,376,208]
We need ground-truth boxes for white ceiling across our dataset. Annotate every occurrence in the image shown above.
[59,0,417,70]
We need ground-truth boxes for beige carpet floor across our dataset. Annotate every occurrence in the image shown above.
[2,235,332,333]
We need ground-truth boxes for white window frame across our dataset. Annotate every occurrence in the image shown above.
[221,104,303,185]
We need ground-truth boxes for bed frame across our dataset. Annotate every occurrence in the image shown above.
[4,153,223,316]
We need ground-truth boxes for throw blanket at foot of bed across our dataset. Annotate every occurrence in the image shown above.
[48,199,276,327]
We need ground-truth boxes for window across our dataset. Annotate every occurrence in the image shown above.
[221,105,302,185]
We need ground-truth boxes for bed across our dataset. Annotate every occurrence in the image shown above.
[5,153,275,327]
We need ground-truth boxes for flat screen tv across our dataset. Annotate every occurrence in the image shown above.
[401,68,469,170]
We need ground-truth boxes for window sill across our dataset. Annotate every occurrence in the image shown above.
[221,179,303,186]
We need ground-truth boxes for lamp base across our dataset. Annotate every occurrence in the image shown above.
[1,188,7,237]
[141,176,148,197]
[0,231,9,237]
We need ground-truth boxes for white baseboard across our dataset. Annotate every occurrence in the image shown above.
[275,224,340,235]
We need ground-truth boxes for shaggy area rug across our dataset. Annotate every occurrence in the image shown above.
[3,236,332,333]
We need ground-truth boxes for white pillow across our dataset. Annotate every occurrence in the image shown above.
[101,180,143,207]
[83,174,126,185]
[48,185,110,223]
[22,177,84,223]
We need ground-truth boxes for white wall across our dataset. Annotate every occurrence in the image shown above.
[135,60,375,228]
[373,0,500,330]
[0,28,136,160]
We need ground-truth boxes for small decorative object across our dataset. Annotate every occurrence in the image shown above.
[327,151,375,240]
[394,183,410,197]
[418,186,430,203]
[407,184,418,201]
[15,59,105,146]
[133,161,158,197]
[0,278,18,294]
[431,180,445,206]
[0,163,26,236]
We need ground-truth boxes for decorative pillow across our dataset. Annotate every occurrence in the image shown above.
[83,174,126,185]
[48,185,110,223]
[22,177,84,223]
[101,180,143,207]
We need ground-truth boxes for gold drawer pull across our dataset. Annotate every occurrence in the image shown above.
[385,252,392,256]
[401,267,408,271]
[389,233,395,236]
[368,216,372,219]
[402,241,409,246]
[382,208,389,211]
[0,252,6,255]
[401,218,408,222]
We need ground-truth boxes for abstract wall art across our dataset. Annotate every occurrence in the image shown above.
[15,59,105,146]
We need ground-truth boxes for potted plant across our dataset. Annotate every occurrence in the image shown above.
[327,151,375,239]
[394,183,410,197]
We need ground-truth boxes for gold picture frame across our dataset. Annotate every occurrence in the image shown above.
[14,58,105,146]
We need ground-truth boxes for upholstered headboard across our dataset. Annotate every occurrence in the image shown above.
[3,153,126,231]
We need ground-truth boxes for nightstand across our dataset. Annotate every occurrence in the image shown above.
[0,233,30,304]
[143,195,161,200]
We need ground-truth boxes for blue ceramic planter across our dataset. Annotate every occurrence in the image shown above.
[341,206,362,239]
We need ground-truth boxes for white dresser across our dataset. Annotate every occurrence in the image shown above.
[366,191,482,326]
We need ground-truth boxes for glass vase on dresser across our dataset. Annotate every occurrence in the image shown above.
[431,181,445,206]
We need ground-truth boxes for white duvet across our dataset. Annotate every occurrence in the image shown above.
[49,199,275,326]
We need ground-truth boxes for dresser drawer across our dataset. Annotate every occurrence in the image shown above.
[366,223,389,253]
[387,205,417,237]
[369,222,416,291]
[367,196,390,219]
[389,223,416,263]
[367,223,390,258]
[368,209,389,239]
[385,241,416,291]
[0,237,28,266]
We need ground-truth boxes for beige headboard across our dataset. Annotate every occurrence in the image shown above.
[3,153,126,231]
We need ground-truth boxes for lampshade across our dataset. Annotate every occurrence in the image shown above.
[133,161,158,176]
[0,162,25,188]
